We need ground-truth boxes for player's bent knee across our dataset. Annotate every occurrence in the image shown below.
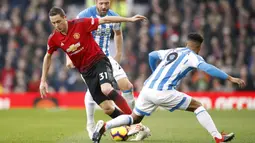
[101,88,114,96]
[100,101,115,115]
[126,82,133,91]
[117,78,133,91]
[100,83,114,96]
[123,81,133,91]
[194,100,203,107]
[103,108,115,115]
[186,98,203,112]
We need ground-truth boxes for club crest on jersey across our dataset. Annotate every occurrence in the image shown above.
[73,33,80,39]
[67,42,80,52]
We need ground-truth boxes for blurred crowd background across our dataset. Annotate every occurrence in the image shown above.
[0,0,254,94]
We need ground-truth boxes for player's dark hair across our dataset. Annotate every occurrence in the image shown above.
[187,33,204,44]
[49,7,66,17]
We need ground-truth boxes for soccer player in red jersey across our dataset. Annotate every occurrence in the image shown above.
[65,1,151,140]
[39,7,146,120]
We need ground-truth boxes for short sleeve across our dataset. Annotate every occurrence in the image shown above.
[113,23,121,31]
[156,49,172,60]
[82,17,99,32]
[110,10,121,31]
[47,35,58,54]
[187,52,205,68]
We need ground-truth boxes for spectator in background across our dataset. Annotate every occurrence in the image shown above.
[0,56,15,93]
[28,70,41,92]
[149,14,167,38]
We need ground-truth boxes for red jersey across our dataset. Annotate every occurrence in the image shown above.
[47,18,105,73]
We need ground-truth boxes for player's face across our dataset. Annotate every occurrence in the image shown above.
[96,0,110,16]
[49,14,67,33]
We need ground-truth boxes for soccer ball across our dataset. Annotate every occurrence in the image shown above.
[110,126,129,141]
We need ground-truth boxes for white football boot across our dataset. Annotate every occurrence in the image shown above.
[128,123,151,141]
[86,122,95,140]
[128,123,143,136]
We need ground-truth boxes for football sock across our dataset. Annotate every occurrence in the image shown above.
[85,93,96,125]
[105,115,133,130]
[109,107,123,118]
[194,106,222,139]
[122,89,135,109]
[108,90,132,114]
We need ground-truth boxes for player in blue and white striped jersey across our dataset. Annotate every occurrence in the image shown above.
[66,0,149,141]
[92,33,246,143]
[76,5,120,58]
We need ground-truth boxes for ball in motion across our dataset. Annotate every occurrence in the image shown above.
[110,126,129,141]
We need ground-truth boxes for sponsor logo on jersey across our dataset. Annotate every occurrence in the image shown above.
[94,27,111,36]
[67,42,80,53]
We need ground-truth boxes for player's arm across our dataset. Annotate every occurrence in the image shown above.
[148,51,160,72]
[110,11,123,63]
[40,37,58,98]
[66,54,75,69]
[40,52,52,98]
[148,49,170,72]
[197,62,246,88]
[99,15,146,24]
[113,29,123,63]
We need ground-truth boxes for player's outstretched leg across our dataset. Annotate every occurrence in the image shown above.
[215,132,235,143]
[84,91,96,139]
[117,78,150,140]
[92,113,144,142]
[186,98,235,143]
[92,100,131,142]
[84,88,127,140]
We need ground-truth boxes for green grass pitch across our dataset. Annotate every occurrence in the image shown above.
[0,109,254,143]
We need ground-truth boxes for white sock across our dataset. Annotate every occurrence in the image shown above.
[122,89,135,109]
[105,115,133,130]
[194,106,222,139]
[85,91,96,125]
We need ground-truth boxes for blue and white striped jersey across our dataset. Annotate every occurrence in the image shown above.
[144,47,205,91]
[77,6,121,56]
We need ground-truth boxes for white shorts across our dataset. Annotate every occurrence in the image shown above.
[134,87,192,116]
[108,56,127,81]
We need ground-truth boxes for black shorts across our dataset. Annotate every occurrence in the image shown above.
[81,57,115,105]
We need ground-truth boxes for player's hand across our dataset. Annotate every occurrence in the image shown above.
[130,15,147,22]
[39,81,49,98]
[228,76,246,88]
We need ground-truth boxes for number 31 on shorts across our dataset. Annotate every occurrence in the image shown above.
[99,72,108,81]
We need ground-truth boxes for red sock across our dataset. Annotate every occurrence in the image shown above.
[108,90,132,114]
